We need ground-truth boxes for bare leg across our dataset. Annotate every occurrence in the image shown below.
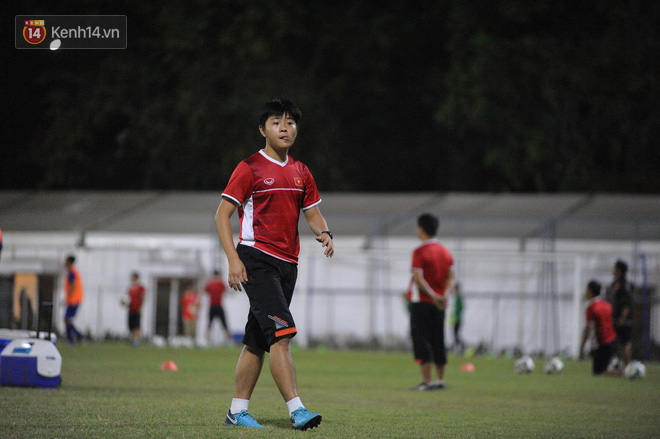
[269,337,298,402]
[234,345,265,399]
[420,362,432,383]
[623,343,632,366]
[435,364,445,381]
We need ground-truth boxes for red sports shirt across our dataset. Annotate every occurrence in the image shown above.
[128,283,146,312]
[222,150,322,263]
[586,297,617,346]
[181,290,199,321]
[408,239,454,304]
[205,278,227,306]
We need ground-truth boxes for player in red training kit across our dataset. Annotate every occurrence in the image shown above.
[580,280,620,376]
[180,284,200,339]
[407,213,456,391]
[205,270,232,344]
[127,272,146,346]
[215,99,333,430]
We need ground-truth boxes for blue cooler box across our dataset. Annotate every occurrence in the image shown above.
[0,330,32,351]
[0,338,61,388]
[0,330,57,351]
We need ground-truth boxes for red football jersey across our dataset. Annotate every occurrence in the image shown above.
[128,283,145,312]
[205,278,227,306]
[222,150,321,263]
[407,239,454,304]
[181,290,199,321]
[586,297,617,346]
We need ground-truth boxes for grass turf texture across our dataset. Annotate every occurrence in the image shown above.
[1,343,658,438]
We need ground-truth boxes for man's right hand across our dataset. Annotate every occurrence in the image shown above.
[227,258,248,291]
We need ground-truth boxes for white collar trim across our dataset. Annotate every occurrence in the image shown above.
[259,149,288,167]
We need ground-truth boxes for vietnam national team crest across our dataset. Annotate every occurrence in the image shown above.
[23,20,46,45]
[294,176,303,187]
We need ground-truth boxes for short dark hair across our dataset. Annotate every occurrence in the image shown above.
[615,260,628,275]
[258,99,302,127]
[417,213,439,237]
[131,272,139,279]
[587,280,601,296]
[66,255,76,264]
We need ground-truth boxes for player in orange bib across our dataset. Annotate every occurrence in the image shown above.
[64,255,84,345]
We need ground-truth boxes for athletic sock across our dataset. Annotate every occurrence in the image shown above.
[230,398,250,415]
[286,397,304,416]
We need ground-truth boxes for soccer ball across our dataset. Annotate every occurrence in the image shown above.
[151,335,166,348]
[515,356,535,374]
[544,357,564,375]
[624,361,646,380]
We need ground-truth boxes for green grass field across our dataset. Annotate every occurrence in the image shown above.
[1,342,658,438]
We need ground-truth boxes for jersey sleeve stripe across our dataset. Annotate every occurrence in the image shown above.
[221,193,242,205]
[302,199,322,211]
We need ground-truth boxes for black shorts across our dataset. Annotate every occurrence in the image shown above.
[410,302,447,366]
[615,325,632,345]
[237,245,298,352]
[128,311,141,330]
[209,305,228,329]
[592,340,617,375]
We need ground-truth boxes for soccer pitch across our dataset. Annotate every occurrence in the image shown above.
[1,343,658,438]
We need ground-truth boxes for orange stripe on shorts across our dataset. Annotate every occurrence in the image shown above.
[275,327,297,338]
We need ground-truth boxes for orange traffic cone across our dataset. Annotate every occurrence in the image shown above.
[160,360,179,371]
[461,362,475,372]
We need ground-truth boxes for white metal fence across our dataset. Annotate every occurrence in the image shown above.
[295,244,660,359]
[1,235,658,359]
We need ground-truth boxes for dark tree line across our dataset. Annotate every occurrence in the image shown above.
[4,0,659,192]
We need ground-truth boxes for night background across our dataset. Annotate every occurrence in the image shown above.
[4,0,659,193]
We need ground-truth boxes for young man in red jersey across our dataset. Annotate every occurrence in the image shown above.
[126,272,146,346]
[180,283,200,338]
[579,280,621,376]
[204,270,232,344]
[215,99,333,430]
[407,213,456,391]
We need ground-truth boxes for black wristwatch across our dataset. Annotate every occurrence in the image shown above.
[321,231,333,239]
